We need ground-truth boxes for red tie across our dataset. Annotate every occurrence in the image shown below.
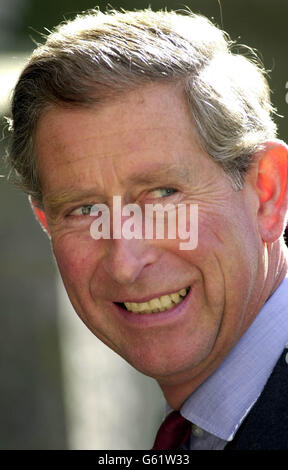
[152,410,192,450]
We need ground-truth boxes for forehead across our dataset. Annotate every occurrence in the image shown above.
[34,82,208,196]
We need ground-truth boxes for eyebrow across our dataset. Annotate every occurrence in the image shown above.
[43,188,102,220]
[125,161,194,186]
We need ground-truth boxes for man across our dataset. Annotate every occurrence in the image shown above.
[6,8,288,449]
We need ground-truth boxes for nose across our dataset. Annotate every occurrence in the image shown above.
[102,238,158,285]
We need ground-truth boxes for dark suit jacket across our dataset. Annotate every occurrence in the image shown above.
[225,348,288,449]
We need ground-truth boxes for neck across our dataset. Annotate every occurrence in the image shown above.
[159,239,288,410]
[265,238,288,296]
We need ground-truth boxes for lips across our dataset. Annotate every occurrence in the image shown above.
[121,287,190,314]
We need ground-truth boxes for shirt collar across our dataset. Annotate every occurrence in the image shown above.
[180,276,288,441]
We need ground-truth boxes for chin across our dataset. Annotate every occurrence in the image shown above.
[120,343,208,385]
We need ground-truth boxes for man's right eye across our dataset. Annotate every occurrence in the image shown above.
[69,205,93,216]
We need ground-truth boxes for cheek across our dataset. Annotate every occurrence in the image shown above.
[184,207,259,299]
[52,233,99,288]
[199,211,260,309]
[196,200,258,255]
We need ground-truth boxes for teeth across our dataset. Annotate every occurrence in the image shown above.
[179,289,187,296]
[149,298,162,313]
[159,295,173,309]
[124,287,189,314]
[170,293,180,303]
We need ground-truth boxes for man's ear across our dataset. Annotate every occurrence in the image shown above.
[29,196,50,236]
[254,140,288,243]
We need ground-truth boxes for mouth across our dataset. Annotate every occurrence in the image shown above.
[117,287,190,314]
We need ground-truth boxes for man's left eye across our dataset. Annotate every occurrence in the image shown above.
[70,205,93,216]
[150,188,177,198]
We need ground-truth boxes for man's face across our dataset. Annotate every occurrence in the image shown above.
[35,83,264,390]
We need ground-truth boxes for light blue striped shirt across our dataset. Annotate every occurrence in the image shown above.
[177,276,288,450]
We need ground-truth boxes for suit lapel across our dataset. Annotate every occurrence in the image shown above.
[225,347,288,449]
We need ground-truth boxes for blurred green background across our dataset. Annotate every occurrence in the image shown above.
[0,0,287,450]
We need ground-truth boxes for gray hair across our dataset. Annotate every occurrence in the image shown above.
[7,8,277,206]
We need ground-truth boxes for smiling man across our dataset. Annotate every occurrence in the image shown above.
[7,9,288,449]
